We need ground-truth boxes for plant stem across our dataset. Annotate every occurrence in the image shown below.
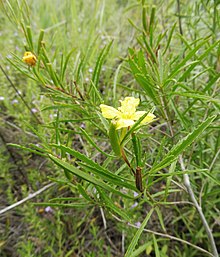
[113,214,214,257]
[179,155,219,257]
[177,0,183,36]
[0,182,55,215]
[121,148,135,175]
[162,78,218,255]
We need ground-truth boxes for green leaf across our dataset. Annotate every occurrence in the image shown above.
[77,184,94,202]
[34,202,91,208]
[153,235,160,257]
[155,206,166,232]
[49,154,134,199]
[150,115,216,173]
[128,49,159,105]
[168,38,210,80]
[97,187,131,221]
[178,37,219,81]
[37,29,44,55]
[26,25,33,51]
[61,48,76,81]
[132,133,142,167]
[201,171,220,186]
[163,23,176,55]
[130,242,152,257]
[80,127,116,158]
[124,208,154,257]
[41,104,82,112]
[80,163,136,191]
[7,143,47,157]
[109,123,122,157]
[89,41,113,103]
[164,160,177,200]
[51,144,136,191]
[171,92,220,105]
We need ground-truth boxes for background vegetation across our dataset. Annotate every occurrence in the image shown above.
[0,0,219,256]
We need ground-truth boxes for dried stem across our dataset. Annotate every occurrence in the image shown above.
[161,70,218,256]
[112,214,214,257]
[0,182,55,215]
[179,155,218,257]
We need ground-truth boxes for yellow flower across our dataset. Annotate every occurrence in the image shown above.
[100,97,156,130]
[22,51,37,66]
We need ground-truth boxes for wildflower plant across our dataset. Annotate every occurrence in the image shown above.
[100,96,156,191]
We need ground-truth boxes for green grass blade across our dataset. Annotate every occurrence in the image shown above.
[124,208,154,257]
[35,202,91,208]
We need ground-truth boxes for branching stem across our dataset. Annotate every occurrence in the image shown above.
[113,214,214,257]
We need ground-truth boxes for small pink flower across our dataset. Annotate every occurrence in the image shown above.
[134,221,141,228]
[45,206,53,213]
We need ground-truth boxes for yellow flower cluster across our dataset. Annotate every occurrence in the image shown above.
[100,97,155,130]
[22,51,37,66]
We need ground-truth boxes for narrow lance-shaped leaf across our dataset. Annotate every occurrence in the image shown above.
[153,235,160,257]
[97,187,131,221]
[89,41,113,102]
[109,123,122,157]
[26,26,33,51]
[150,115,216,174]
[51,144,136,190]
[37,29,44,55]
[79,127,116,158]
[132,133,142,167]
[49,154,134,199]
[124,208,155,257]
[168,38,210,80]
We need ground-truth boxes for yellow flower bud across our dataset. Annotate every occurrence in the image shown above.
[22,51,37,66]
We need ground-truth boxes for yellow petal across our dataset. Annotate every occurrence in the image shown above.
[118,97,139,114]
[100,104,120,119]
[133,111,147,120]
[115,119,135,130]
[141,113,156,123]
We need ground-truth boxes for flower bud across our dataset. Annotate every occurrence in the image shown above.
[22,51,37,66]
